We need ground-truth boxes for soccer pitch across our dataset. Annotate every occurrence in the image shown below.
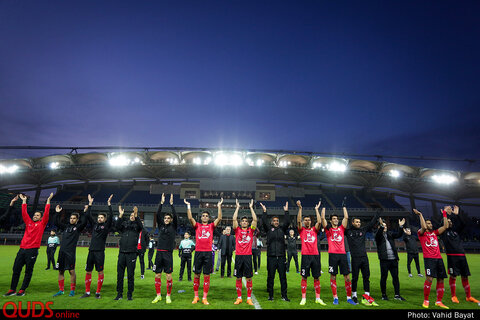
[1,246,479,312]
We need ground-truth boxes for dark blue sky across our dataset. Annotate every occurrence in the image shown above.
[1,0,479,171]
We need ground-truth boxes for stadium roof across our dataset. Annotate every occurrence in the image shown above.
[0,147,479,201]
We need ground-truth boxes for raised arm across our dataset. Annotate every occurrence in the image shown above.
[249,199,258,229]
[184,199,196,226]
[213,198,223,227]
[260,202,268,231]
[156,193,165,227]
[314,200,322,230]
[296,200,303,230]
[106,194,114,229]
[413,209,427,235]
[437,209,449,235]
[282,201,290,232]
[342,206,349,229]
[232,199,240,230]
[169,194,178,228]
[320,204,327,229]
[0,195,18,224]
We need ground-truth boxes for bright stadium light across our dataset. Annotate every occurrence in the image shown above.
[326,161,347,172]
[0,164,18,174]
[256,159,264,166]
[214,153,243,167]
[246,158,254,166]
[166,158,179,165]
[278,160,290,168]
[389,169,401,178]
[109,155,131,167]
[49,162,60,170]
[193,157,202,165]
[431,174,457,185]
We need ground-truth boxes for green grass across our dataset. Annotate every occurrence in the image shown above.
[1,245,479,311]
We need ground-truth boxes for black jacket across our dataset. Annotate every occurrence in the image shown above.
[403,233,419,254]
[156,203,178,252]
[346,211,379,258]
[86,205,114,251]
[217,233,235,255]
[375,225,404,261]
[260,210,290,257]
[115,216,143,253]
[55,209,88,253]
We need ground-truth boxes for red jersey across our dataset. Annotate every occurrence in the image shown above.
[418,229,442,259]
[325,224,346,254]
[194,222,215,252]
[298,226,319,255]
[20,203,50,249]
[234,226,255,256]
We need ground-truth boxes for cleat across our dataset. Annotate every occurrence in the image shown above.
[466,296,479,303]
[152,295,162,303]
[192,297,200,304]
[246,299,254,306]
[95,293,101,299]
[53,290,64,297]
[16,290,25,297]
[80,293,91,298]
[234,298,243,305]
[315,298,326,305]
[299,298,306,305]
[166,295,172,304]
[347,298,357,305]
[333,297,339,305]
[435,302,449,309]
[422,300,429,308]
[362,298,372,306]
[3,290,16,297]
[114,294,122,300]
[451,296,459,303]
[394,295,406,301]
[202,298,209,305]
[69,290,75,297]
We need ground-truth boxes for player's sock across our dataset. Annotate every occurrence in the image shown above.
[155,278,162,295]
[236,279,243,298]
[96,274,104,294]
[166,279,173,296]
[314,279,321,299]
[70,282,76,293]
[330,279,337,297]
[461,277,471,298]
[449,277,456,297]
[58,279,65,292]
[301,278,307,299]
[436,281,445,303]
[85,274,92,294]
[424,280,432,301]
[246,279,253,299]
[203,275,210,299]
[345,280,352,298]
[193,277,200,297]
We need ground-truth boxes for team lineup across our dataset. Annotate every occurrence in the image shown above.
[1,193,479,309]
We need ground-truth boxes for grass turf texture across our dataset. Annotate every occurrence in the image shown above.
[1,245,479,310]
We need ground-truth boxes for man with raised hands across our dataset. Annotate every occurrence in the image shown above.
[414,208,449,309]
[4,193,53,297]
[232,199,257,306]
[185,197,223,305]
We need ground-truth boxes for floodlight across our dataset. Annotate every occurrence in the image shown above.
[326,161,347,172]
[214,153,243,166]
[109,155,131,167]
[431,174,457,185]
[0,164,18,174]
[49,162,60,170]
[389,169,401,178]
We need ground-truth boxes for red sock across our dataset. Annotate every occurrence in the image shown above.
[166,279,173,296]
[345,280,352,297]
[155,278,162,295]
[436,281,444,302]
[193,277,200,297]
[58,279,65,292]
[314,279,321,299]
[449,277,456,297]
[96,274,104,294]
[203,275,210,299]
[330,279,337,297]
[246,279,253,299]
[461,278,471,298]
[424,280,432,301]
[236,279,243,298]
[70,282,76,292]
[85,274,92,293]
[301,278,307,298]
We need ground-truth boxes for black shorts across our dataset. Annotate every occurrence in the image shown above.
[193,251,212,275]
[301,255,321,278]
[153,250,173,274]
[447,255,471,277]
[85,250,105,272]
[234,255,253,278]
[328,253,349,275]
[424,257,447,279]
[57,250,76,271]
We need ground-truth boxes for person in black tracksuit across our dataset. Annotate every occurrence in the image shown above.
[114,205,143,301]
[137,220,149,279]
[345,210,380,305]
[53,204,88,296]
[217,226,235,278]
[286,229,299,273]
[374,217,406,301]
[403,227,422,277]
[81,194,114,298]
[259,201,290,301]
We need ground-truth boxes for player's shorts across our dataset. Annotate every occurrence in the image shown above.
[328,253,349,275]
[301,254,321,278]
[447,255,471,277]
[57,250,76,271]
[234,255,253,278]
[193,251,212,275]
[85,250,105,272]
[424,257,447,279]
[153,250,173,274]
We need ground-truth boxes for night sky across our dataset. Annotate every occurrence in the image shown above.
[1,0,479,172]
